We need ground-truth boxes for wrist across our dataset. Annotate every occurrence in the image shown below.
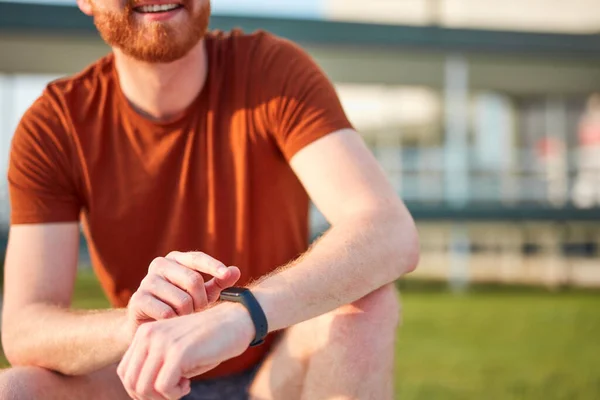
[219,287,269,347]
[117,309,135,348]
[220,302,255,347]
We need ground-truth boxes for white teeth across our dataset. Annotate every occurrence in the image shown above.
[137,3,179,13]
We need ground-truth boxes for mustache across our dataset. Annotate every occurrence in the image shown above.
[126,0,190,9]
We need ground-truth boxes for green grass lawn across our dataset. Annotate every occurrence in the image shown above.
[395,282,600,400]
[1,273,599,399]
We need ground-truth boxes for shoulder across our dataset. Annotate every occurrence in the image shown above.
[44,54,115,110]
[206,29,308,65]
[206,29,323,99]
[14,55,113,151]
[15,54,116,148]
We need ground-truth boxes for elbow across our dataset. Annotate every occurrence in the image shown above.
[2,321,30,368]
[388,206,420,277]
[1,321,47,371]
[2,306,42,369]
[404,234,420,274]
[2,327,79,376]
[2,316,76,376]
[399,222,420,275]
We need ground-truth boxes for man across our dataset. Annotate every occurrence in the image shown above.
[0,0,419,398]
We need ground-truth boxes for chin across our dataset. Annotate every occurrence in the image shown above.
[123,40,201,64]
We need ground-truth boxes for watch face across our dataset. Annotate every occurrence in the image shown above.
[222,287,247,296]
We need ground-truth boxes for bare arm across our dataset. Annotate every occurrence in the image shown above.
[1,223,129,376]
[2,224,242,377]
[116,129,421,398]
[251,128,419,331]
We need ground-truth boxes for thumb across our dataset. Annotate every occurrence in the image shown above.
[205,266,241,303]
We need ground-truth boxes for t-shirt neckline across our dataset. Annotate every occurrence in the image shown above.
[109,46,211,132]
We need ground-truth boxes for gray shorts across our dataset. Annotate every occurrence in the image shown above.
[182,363,260,400]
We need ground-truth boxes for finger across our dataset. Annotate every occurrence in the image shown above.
[157,258,208,311]
[136,350,168,400]
[123,339,150,398]
[157,378,191,400]
[145,277,194,316]
[119,345,140,400]
[166,251,229,279]
[177,378,192,398]
[117,346,135,399]
[205,266,241,303]
[117,348,130,380]
[154,353,187,399]
[137,294,177,321]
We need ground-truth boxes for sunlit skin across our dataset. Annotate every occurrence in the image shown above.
[0,0,420,398]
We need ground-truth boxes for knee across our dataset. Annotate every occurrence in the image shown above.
[284,285,402,359]
[0,366,52,400]
[354,283,402,326]
[326,284,402,338]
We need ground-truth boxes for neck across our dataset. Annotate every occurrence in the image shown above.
[113,39,208,121]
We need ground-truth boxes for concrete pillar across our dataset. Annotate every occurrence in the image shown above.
[448,223,470,291]
[444,55,470,207]
[544,98,569,207]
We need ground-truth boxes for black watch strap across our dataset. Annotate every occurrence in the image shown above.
[219,287,268,347]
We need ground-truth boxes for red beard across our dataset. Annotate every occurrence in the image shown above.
[92,0,210,63]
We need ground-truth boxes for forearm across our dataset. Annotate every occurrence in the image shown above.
[251,207,419,332]
[2,305,130,376]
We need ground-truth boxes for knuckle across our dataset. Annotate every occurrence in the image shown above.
[204,255,220,267]
[154,381,169,396]
[213,261,226,272]
[124,376,136,391]
[138,323,154,338]
[130,288,150,305]
[166,251,178,258]
[149,257,165,272]
[143,275,159,290]
[128,297,143,314]
[159,307,176,319]
[167,344,186,363]
[187,272,204,288]
[136,294,156,314]
[180,294,193,308]
[191,252,203,265]
[136,382,153,396]
[142,292,156,307]
[128,291,141,306]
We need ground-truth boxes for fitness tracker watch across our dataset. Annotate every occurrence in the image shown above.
[219,287,268,347]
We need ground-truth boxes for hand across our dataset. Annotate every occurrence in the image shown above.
[126,251,241,338]
[118,302,255,400]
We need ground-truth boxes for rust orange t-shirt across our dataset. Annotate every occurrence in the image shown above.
[7,30,352,378]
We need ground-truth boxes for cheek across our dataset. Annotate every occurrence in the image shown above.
[189,0,210,13]
[92,0,128,14]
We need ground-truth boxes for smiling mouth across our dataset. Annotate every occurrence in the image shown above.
[133,3,183,13]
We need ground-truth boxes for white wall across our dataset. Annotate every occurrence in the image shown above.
[325,0,600,33]
[2,0,599,33]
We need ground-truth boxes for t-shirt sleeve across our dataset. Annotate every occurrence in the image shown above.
[7,92,82,225]
[257,34,354,161]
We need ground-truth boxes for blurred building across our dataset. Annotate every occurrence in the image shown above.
[1,0,600,287]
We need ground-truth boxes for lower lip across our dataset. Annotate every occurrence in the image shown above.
[134,7,183,22]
